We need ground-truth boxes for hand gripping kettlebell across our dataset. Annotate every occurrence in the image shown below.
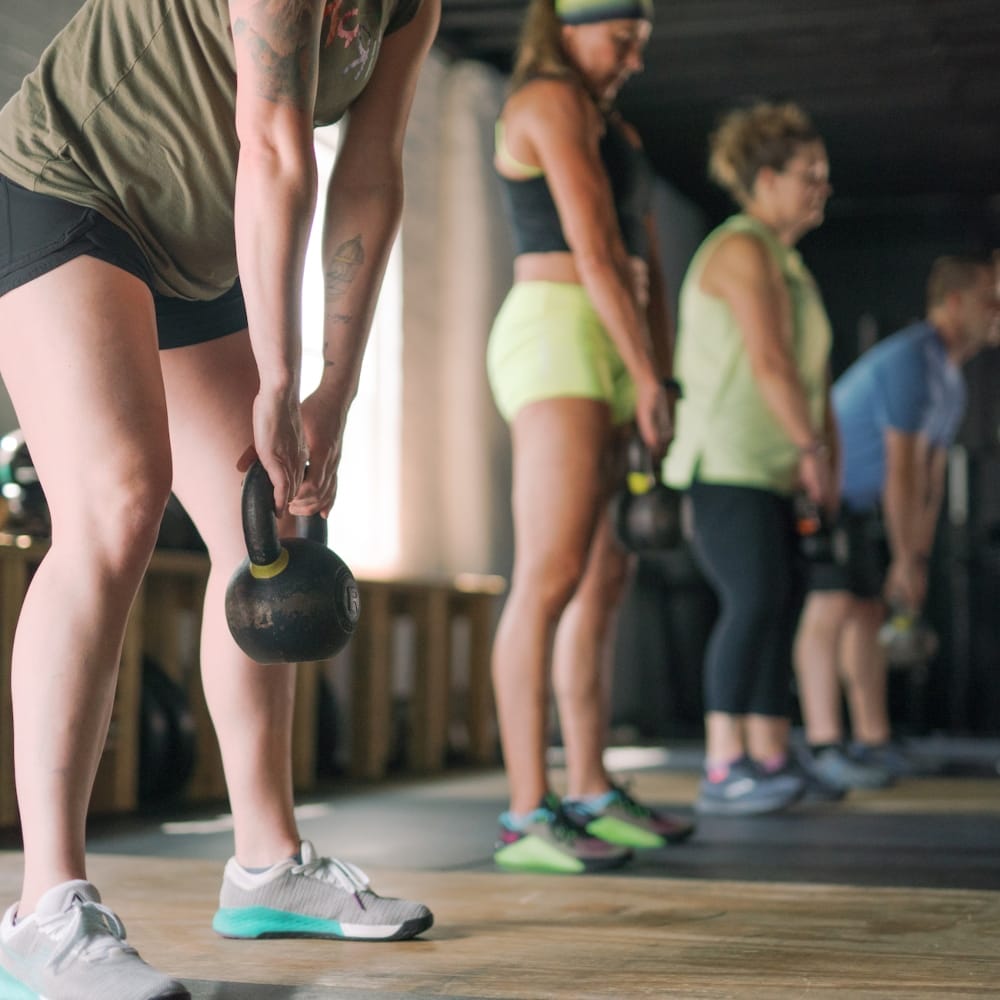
[794,493,835,565]
[225,461,360,664]
[610,433,682,553]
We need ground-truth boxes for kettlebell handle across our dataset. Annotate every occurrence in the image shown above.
[241,461,283,567]
[626,433,657,496]
[297,513,328,544]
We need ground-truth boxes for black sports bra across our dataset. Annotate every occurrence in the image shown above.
[495,115,653,258]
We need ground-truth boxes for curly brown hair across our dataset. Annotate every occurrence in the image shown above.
[708,102,821,206]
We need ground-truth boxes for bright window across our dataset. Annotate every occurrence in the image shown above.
[300,126,402,574]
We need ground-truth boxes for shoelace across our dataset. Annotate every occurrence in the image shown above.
[291,856,371,909]
[40,898,136,969]
[547,806,590,845]
[610,783,654,820]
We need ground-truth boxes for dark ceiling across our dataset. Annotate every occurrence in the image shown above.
[436,0,1000,221]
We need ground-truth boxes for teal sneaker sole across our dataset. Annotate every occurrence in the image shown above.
[0,966,37,999]
[212,906,432,941]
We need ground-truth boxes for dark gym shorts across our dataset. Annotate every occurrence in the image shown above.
[0,174,247,350]
[807,504,889,600]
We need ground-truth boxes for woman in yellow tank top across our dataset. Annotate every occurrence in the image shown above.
[664,102,841,817]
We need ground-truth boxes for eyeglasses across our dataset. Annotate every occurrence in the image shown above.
[782,168,832,189]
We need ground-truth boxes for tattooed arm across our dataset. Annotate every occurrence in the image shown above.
[292,0,440,516]
[228,0,325,512]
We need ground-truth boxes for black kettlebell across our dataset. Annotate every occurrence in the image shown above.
[794,493,834,564]
[610,433,682,552]
[225,461,360,664]
[877,603,940,668]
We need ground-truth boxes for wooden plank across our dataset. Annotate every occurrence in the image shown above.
[350,583,393,781]
[0,554,29,827]
[406,585,451,772]
[454,590,500,765]
[0,852,997,997]
[291,660,321,789]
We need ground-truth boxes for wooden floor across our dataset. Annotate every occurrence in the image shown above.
[1,854,997,999]
[2,760,999,998]
[3,808,1000,998]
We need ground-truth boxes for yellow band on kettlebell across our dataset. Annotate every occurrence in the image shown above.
[250,547,290,580]
[627,471,652,495]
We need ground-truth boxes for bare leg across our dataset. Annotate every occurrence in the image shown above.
[840,597,891,745]
[491,399,613,815]
[793,591,855,744]
[704,712,745,766]
[160,330,299,867]
[552,426,632,799]
[746,715,791,763]
[0,260,171,914]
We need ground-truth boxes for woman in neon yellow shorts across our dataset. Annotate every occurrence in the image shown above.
[487,0,693,875]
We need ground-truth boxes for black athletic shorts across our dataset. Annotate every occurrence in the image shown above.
[0,174,247,350]
[807,504,889,600]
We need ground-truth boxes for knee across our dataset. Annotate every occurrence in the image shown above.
[800,592,854,638]
[592,550,631,606]
[76,463,173,573]
[513,552,588,623]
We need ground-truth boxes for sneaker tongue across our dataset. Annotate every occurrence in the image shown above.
[298,840,317,864]
[34,880,101,917]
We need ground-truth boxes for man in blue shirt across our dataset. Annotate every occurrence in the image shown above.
[793,254,999,790]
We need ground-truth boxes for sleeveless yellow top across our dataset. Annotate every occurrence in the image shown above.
[664,214,832,494]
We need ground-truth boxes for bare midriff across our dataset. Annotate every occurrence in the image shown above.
[514,252,650,309]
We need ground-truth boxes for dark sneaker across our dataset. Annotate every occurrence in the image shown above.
[849,740,916,778]
[0,880,189,1000]
[695,756,805,816]
[493,794,632,874]
[562,784,695,848]
[779,754,847,803]
[809,744,894,790]
[213,840,433,941]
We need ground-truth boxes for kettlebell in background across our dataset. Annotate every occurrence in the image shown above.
[794,493,835,564]
[878,603,940,668]
[610,433,682,553]
[0,429,51,536]
[225,461,360,664]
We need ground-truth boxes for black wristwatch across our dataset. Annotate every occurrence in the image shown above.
[662,377,684,398]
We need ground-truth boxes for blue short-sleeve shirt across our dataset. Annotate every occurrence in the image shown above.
[834,321,967,510]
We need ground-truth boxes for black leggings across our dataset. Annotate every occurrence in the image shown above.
[688,481,805,717]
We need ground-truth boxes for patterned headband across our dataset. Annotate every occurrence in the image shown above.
[555,0,655,25]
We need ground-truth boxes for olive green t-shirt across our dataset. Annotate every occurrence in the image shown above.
[664,213,832,495]
[0,0,421,299]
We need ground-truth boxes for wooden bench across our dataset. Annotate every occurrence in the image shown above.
[349,574,506,781]
[0,534,504,824]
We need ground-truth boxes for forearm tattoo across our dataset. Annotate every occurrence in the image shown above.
[322,235,364,367]
[324,235,363,299]
[233,0,319,107]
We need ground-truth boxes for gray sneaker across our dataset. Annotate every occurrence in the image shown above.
[695,756,805,816]
[0,880,189,1000]
[809,745,895,790]
[849,740,916,778]
[213,840,433,941]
